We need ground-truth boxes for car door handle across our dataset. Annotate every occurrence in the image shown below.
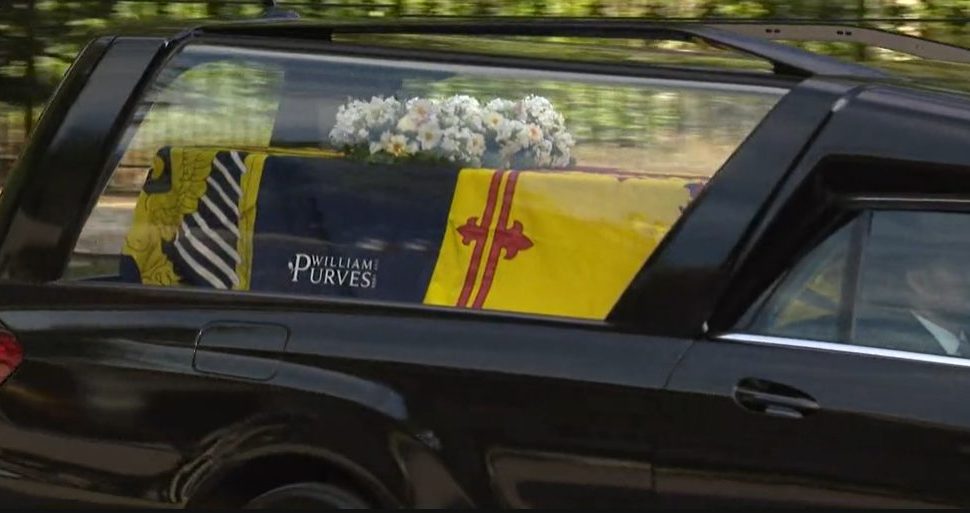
[733,378,819,419]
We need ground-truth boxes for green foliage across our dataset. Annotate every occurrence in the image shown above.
[3,0,970,178]
[121,60,283,166]
[405,75,778,149]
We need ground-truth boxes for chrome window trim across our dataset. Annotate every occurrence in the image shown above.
[850,196,970,205]
[718,332,970,369]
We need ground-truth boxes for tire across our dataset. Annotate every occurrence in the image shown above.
[243,482,370,509]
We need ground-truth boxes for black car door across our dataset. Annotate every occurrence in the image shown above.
[658,205,970,508]
[0,283,692,508]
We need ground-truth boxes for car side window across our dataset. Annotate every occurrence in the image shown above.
[67,42,784,321]
[68,58,284,276]
[854,211,970,357]
[747,219,855,342]
[748,210,970,359]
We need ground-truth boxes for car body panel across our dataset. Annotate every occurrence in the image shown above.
[659,81,970,508]
[0,37,168,282]
[2,21,970,508]
[613,78,854,335]
[658,338,970,508]
[0,285,690,507]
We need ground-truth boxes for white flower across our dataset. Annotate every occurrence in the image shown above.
[406,98,436,122]
[331,93,573,169]
[554,132,575,152]
[440,114,459,128]
[466,113,484,132]
[417,123,442,150]
[466,133,486,157]
[363,96,399,126]
[485,111,504,131]
[330,96,404,147]
[486,98,514,111]
[524,95,553,111]
[364,106,381,124]
[446,95,480,111]
[439,131,460,153]
[511,101,528,121]
[496,119,522,142]
[396,115,418,133]
[525,123,543,143]
[383,133,412,157]
[538,109,560,127]
[440,141,458,153]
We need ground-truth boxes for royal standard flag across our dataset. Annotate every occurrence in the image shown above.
[424,168,702,319]
[122,146,704,320]
[122,146,458,304]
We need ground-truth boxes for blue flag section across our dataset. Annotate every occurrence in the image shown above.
[248,157,458,302]
[120,147,460,302]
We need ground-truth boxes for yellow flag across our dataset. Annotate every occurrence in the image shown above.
[424,168,699,320]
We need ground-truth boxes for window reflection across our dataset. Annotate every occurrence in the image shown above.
[749,209,970,360]
[749,220,853,342]
[69,43,783,321]
[856,211,970,357]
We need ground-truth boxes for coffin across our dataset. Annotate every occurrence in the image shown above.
[121,146,706,320]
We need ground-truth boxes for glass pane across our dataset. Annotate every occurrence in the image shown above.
[67,42,784,321]
[70,55,284,279]
[334,34,775,73]
[855,211,970,357]
[748,221,853,342]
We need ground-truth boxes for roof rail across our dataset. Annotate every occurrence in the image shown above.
[711,22,970,65]
[198,19,890,79]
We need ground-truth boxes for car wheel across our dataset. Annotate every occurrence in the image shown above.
[243,482,370,509]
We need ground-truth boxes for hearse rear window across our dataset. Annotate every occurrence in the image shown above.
[67,42,784,320]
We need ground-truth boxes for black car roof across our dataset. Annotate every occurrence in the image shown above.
[165,16,970,103]
[189,18,892,80]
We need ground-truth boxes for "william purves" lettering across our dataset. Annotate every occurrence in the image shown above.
[288,253,378,289]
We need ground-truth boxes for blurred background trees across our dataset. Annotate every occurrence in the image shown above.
[1,0,969,177]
